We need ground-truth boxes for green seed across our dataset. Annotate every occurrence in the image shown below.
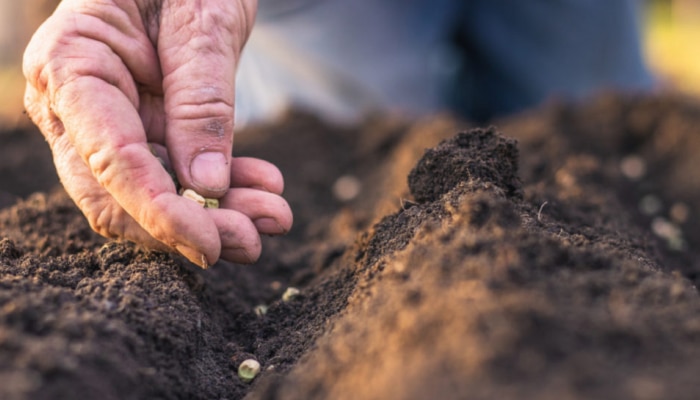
[238,359,261,383]
[204,198,219,209]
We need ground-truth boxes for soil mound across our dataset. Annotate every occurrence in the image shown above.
[1,93,700,399]
[408,127,521,203]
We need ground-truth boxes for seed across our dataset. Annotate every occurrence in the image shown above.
[651,216,684,249]
[180,189,219,209]
[181,188,206,207]
[204,198,220,209]
[282,287,300,302]
[238,359,261,383]
[254,305,268,316]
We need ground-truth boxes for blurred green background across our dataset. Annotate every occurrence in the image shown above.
[0,0,698,127]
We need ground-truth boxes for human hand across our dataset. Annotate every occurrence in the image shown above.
[23,0,292,268]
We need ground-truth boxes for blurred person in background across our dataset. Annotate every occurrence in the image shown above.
[21,0,653,267]
[238,0,653,125]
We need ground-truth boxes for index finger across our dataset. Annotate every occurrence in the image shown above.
[54,74,222,265]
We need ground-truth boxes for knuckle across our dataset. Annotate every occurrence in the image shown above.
[87,143,147,191]
[23,88,64,141]
[168,94,235,139]
[24,17,132,109]
[79,196,123,239]
[23,16,79,92]
[169,88,234,119]
[138,192,180,243]
[85,145,121,188]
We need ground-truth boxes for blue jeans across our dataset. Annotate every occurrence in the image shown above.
[235,0,653,126]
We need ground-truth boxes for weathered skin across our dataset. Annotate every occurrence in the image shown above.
[23,0,292,267]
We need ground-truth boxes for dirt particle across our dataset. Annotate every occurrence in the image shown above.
[0,238,22,259]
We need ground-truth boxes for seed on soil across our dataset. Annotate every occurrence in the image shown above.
[282,287,300,302]
[254,305,268,316]
[238,359,261,383]
[620,155,646,180]
[651,217,685,251]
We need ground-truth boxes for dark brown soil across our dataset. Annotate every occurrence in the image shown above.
[2,93,700,399]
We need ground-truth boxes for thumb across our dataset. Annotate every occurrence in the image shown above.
[158,0,256,198]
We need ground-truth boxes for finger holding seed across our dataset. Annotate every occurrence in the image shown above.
[151,145,291,235]
[219,188,292,235]
[150,145,285,194]
[149,144,292,259]
[229,157,285,195]
[209,208,263,263]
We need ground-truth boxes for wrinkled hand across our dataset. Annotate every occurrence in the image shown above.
[23,0,292,268]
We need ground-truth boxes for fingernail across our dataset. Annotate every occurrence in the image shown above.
[175,244,209,269]
[222,247,254,264]
[190,152,229,191]
[254,218,287,235]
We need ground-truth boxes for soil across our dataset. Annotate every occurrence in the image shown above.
[2,92,700,400]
